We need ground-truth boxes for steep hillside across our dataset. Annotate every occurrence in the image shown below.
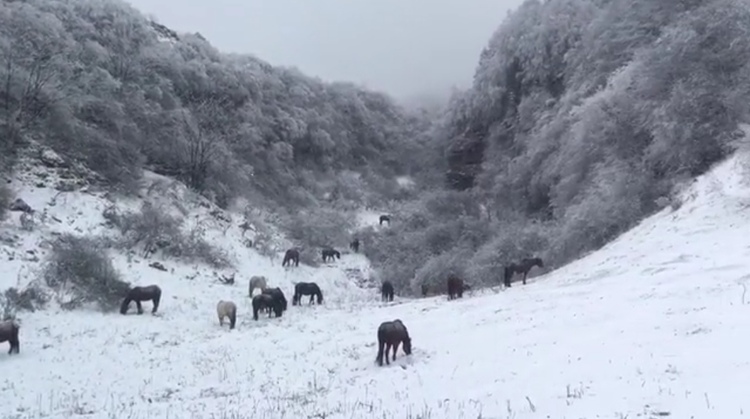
[2,132,750,418]
[0,0,429,212]
[362,0,750,294]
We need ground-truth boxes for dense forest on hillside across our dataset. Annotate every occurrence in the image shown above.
[3,0,750,294]
[362,0,750,294]
[0,0,432,213]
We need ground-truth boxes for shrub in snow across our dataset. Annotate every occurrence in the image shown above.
[106,202,231,269]
[42,234,130,311]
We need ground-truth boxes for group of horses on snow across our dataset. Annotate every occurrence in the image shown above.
[0,213,542,369]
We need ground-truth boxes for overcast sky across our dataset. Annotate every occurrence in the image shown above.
[125,0,524,104]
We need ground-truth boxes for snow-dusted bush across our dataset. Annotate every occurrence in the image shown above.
[105,202,231,269]
[43,234,130,311]
[281,208,355,267]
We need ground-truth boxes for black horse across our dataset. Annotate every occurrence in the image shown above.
[321,248,341,263]
[262,287,288,312]
[120,285,162,315]
[379,215,391,226]
[282,248,300,267]
[381,281,394,302]
[503,257,544,287]
[376,319,412,366]
[447,276,467,300]
[421,283,429,297]
[252,294,284,320]
[349,238,360,253]
[292,282,323,305]
[0,320,20,355]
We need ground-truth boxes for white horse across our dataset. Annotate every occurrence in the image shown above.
[216,300,237,330]
[248,276,268,296]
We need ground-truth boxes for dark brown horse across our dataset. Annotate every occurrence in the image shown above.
[503,257,544,287]
[252,294,283,320]
[321,248,341,263]
[381,280,394,302]
[261,287,288,312]
[379,215,391,226]
[120,285,161,315]
[421,283,429,297]
[0,320,20,355]
[282,248,300,267]
[447,276,466,300]
[376,319,412,366]
[292,282,323,305]
[349,238,360,253]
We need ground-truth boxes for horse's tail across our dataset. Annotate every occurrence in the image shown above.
[228,303,237,329]
[152,287,162,312]
[375,333,386,365]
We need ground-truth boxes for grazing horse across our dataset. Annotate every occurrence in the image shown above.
[350,238,360,253]
[262,287,288,312]
[379,215,391,226]
[321,248,341,263]
[447,276,466,300]
[216,300,237,330]
[503,257,544,287]
[376,319,412,366]
[282,248,300,267]
[248,276,268,296]
[292,282,323,305]
[381,281,394,302]
[120,285,161,315]
[252,294,283,320]
[0,320,20,355]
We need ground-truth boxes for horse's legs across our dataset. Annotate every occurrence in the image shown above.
[309,295,314,305]
[152,296,160,314]
[135,300,143,315]
[376,340,386,366]
[522,271,528,285]
[392,341,401,361]
[384,342,392,365]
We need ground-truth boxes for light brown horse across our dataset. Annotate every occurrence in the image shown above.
[216,300,237,330]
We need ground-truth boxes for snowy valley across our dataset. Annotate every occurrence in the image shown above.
[1,147,750,419]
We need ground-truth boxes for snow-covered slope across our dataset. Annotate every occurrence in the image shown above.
[2,147,750,418]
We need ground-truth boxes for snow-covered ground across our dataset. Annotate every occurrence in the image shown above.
[1,148,750,418]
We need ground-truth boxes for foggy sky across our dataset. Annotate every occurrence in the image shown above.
[125,0,524,103]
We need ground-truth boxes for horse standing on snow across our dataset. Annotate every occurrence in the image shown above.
[216,300,237,330]
[381,281,394,302]
[120,285,162,315]
[503,257,544,287]
[375,319,411,366]
[252,294,284,320]
[248,276,268,296]
[292,282,323,306]
[379,215,391,226]
[282,248,300,267]
[446,276,468,300]
[261,287,288,312]
[321,248,340,263]
[0,319,20,355]
[350,238,360,253]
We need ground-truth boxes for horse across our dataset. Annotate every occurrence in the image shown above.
[379,215,391,226]
[216,300,237,330]
[252,294,283,320]
[321,248,341,263]
[282,248,300,267]
[262,287,288,312]
[350,238,360,253]
[120,285,161,315]
[248,276,268,296]
[0,320,20,355]
[503,257,544,287]
[447,276,466,300]
[375,319,412,366]
[421,283,429,297]
[292,282,323,305]
[381,281,394,302]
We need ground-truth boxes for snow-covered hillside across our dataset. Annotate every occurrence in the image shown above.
[2,146,750,418]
